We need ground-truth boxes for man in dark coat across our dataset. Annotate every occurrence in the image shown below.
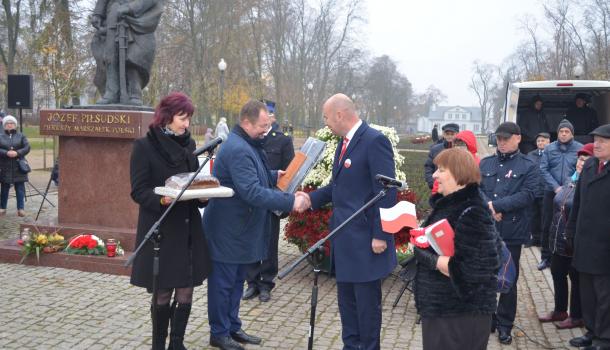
[202,100,305,350]
[538,120,582,270]
[299,94,397,350]
[431,124,439,143]
[243,112,295,302]
[566,93,599,144]
[479,122,538,345]
[565,124,610,349]
[518,95,550,154]
[526,132,551,247]
[424,123,459,189]
[91,0,163,105]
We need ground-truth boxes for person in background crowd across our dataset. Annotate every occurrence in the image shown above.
[204,128,214,144]
[424,123,459,189]
[129,92,211,350]
[538,143,592,330]
[243,111,295,302]
[297,93,397,350]
[538,120,582,271]
[415,148,501,350]
[430,130,479,198]
[479,122,538,345]
[215,117,229,142]
[431,124,439,143]
[203,100,306,350]
[0,115,31,217]
[526,132,551,247]
[566,124,610,350]
[518,95,550,155]
[566,93,599,144]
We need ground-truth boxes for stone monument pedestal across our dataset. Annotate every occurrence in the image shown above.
[14,108,153,274]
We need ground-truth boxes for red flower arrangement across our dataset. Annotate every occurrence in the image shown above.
[284,186,422,255]
[64,234,107,255]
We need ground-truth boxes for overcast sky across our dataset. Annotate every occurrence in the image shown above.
[364,0,546,106]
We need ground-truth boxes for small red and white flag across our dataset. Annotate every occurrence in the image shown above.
[379,201,417,234]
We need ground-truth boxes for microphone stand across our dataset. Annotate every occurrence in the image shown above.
[278,186,390,350]
[125,148,216,350]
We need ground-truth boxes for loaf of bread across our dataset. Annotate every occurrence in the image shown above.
[165,173,220,190]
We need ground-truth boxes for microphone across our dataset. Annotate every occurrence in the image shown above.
[375,174,408,190]
[193,137,223,156]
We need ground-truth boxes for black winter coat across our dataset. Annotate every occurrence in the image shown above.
[479,151,538,245]
[130,127,211,290]
[527,149,546,198]
[263,123,294,171]
[566,157,610,275]
[549,181,576,257]
[0,130,30,184]
[415,184,501,318]
[424,141,451,188]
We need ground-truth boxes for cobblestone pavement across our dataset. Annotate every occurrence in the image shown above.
[0,171,584,349]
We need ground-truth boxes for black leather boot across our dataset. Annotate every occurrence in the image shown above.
[151,303,171,350]
[167,301,191,350]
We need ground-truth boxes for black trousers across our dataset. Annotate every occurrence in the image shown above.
[422,314,492,350]
[496,244,522,331]
[541,191,555,261]
[245,214,280,291]
[550,254,581,318]
[580,272,610,346]
[530,197,544,245]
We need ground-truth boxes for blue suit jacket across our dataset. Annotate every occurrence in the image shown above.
[309,122,397,283]
[203,129,294,264]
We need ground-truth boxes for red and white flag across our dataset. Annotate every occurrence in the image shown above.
[379,201,417,234]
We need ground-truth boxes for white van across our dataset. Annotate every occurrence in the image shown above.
[492,80,610,147]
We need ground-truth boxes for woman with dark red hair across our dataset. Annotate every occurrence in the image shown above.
[130,92,211,350]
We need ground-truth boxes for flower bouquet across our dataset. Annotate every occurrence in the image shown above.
[285,125,418,265]
[64,234,107,255]
[19,232,66,263]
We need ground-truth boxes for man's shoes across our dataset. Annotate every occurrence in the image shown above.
[230,329,262,345]
[258,289,270,302]
[242,286,259,300]
[581,346,610,350]
[537,258,551,270]
[209,335,245,350]
[17,209,25,217]
[538,311,568,323]
[569,333,594,347]
[498,329,512,345]
[0,209,5,216]
[555,317,584,329]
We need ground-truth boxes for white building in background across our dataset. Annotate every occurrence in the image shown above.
[417,105,484,134]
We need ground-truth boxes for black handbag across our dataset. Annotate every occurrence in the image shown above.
[17,158,31,174]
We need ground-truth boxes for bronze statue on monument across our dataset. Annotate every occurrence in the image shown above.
[90,0,163,106]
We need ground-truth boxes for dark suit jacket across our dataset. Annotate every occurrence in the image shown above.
[309,122,397,283]
[566,157,610,274]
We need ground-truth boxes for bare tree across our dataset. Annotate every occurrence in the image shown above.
[469,61,498,132]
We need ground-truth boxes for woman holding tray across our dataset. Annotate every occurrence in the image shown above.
[130,92,211,350]
[414,148,502,350]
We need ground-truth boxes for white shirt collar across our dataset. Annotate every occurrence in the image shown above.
[344,119,362,142]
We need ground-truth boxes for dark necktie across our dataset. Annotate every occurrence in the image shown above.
[598,162,606,174]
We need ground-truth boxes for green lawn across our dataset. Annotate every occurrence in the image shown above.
[399,150,431,214]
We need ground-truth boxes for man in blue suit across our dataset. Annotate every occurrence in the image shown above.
[298,94,397,350]
[203,100,307,350]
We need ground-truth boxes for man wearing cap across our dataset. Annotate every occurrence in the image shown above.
[538,120,583,271]
[527,132,551,247]
[243,110,295,302]
[565,124,610,350]
[518,95,550,154]
[566,93,599,144]
[480,122,538,345]
[424,123,459,189]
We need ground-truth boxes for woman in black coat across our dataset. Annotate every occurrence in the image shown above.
[130,92,211,350]
[414,148,501,350]
[539,144,592,329]
[0,115,30,217]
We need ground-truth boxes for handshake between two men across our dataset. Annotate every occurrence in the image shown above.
[292,191,312,213]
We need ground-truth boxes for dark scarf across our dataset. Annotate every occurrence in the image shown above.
[497,149,519,162]
[4,129,16,135]
[232,124,273,184]
[147,125,196,169]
